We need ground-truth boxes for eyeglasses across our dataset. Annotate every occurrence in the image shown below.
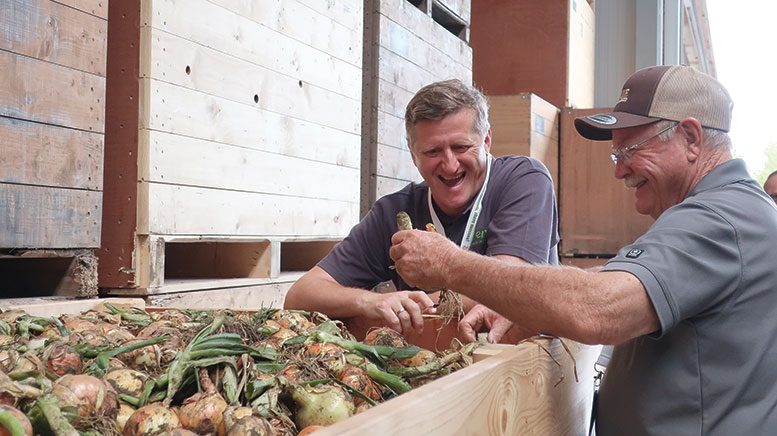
[610,122,678,164]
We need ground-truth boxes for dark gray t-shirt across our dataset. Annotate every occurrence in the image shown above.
[319,156,559,290]
[598,159,777,436]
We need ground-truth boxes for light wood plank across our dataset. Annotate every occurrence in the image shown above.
[377,47,434,95]
[436,0,471,23]
[380,0,472,68]
[320,338,600,436]
[144,183,359,237]
[376,143,419,182]
[0,50,105,132]
[377,79,415,119]
[164,241,273,279]
[145,279,294,307]
[379,14,471,83]
[1,0,107,76]
[376,175,415,200]
[0,297,146,317]
[295,0,363,31]
[52,0,108,19]
[567,0,595,107]
[0,183,101,248]
[377,110,409,151]
[213,0,361,66]
[0,116,103,190]
[142,27,360,135]
[142,130,359,203]
[143,0,361,100]
[140,79,360,167]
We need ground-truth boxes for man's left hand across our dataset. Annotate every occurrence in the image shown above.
[459,304,514,343]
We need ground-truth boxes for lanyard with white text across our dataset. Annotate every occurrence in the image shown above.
[427,154,493,250]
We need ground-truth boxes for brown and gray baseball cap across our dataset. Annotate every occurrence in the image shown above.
[575,65,733,140]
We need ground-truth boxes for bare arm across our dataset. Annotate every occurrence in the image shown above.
[391,230,659,345]
[284,266,435,334]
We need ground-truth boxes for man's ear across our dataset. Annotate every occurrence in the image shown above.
[483,128,492,153]
[678,118,703,162]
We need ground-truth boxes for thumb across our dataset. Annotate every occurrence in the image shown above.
[486,319,513,344]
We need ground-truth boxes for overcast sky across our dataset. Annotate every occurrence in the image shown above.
[706,1,776,176]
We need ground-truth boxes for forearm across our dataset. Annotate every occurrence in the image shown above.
[443,251,656,344]
[283,267,374,318]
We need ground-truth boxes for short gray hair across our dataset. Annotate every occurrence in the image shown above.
[404,79,489,145]
[654,119,731,150]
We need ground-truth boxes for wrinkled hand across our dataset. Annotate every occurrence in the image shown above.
[458,304,514,343]
[360,290,436,335]
[390,230,460,290]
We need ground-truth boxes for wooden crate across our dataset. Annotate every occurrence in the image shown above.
[362,0,473,211]
[99,0,362,295]
[471,0,594,109]
[4,297,601,436]
[0,0,108,297]
[488,93,560,191]
[559,108,654,256]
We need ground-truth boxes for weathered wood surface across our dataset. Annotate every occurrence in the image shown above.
[0,297,144,318]
[143,277,297,308]
[0,183,101,248]
[52,0,108,19]
[321,336,600,436]
[0,249,98,297]
[1,0,107,75]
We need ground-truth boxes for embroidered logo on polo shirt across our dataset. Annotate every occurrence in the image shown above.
[626,248,644,259]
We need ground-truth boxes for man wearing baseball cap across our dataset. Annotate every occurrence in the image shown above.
[390,65,777,435]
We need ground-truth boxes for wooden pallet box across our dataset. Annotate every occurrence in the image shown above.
[0,0,108,297]
[99,0,362,296]
[488,93,560,192]
[5,297,601,436]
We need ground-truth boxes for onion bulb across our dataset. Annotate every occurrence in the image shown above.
[122,404,181,436]
[363,327,407,347]
[337,366,382,403]
[51,374,118,418]
[44,343,83,376]
[399,349,437,367]
[298,425,325,436]
[291,384,354,428]
[178,391,228,436]
[104,368,149,398]
[272,311,315,333]
[158,430,199,436]
[116,403,136,433]
[225,416,275,436]
[0,404,32,436]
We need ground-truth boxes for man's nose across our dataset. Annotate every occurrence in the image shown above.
[613,159,628,179]
[440,149,458,172]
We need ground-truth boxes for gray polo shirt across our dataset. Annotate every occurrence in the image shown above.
[598,159,777,435]
[319,156,559,290]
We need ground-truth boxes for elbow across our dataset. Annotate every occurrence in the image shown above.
[283,282,305,310]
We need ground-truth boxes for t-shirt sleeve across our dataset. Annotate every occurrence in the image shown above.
[603,201,742,337]
[486,165,558,264]
[317,199,394,289]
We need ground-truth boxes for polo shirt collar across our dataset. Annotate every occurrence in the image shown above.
[687,158,751,198]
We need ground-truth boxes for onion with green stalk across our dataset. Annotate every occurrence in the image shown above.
[177,368,228,436]
[0,404,32,436]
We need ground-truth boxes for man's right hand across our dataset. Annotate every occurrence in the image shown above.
[359,290,436,335]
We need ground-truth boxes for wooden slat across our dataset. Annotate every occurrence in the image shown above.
[141,79,360,166]
[377,110,409,151]
[1,0,107,76]
[380,0,472,68]
[143,0,361,100]
[105,272,304,297]
[436,0,471,23]
[142,130,359,203]
[143,183,359,237]
[376,143,418,183]
[559,108,654,255]
[164,241,273,279]
[0,183,101,248]
[295,0,363,31]
[377,79,415,119]
[379,14,472,83]
[98,0,141,289]
[321,338,600,435]
[567,0,595,107]
[0,50,105,133]
[214,0,361,67]
[0,116,103,190]
[0,297,146,317]
[52,0,108,19]
[376,175,414,200]
[142,27,361,135]
[377,47,434,94]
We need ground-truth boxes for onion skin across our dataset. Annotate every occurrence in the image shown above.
[51,374,119,418]
[0,404,33,436]
[291,384,354,429]
[116,403,136,433]
[225,416,275,436]
[178,392,228,436]
[122,404,181,436]
[104,368,149,398]
[398,349,437,367]
[158,430,199,436]
[45,344,83,376]
[298,425,325,436]
[363,327,407,347]
[337,366,382,403]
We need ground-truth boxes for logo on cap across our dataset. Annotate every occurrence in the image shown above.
[618,88,630,104]
[586,114,617,125]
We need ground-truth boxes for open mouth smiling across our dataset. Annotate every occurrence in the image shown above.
[439,173,465,187]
